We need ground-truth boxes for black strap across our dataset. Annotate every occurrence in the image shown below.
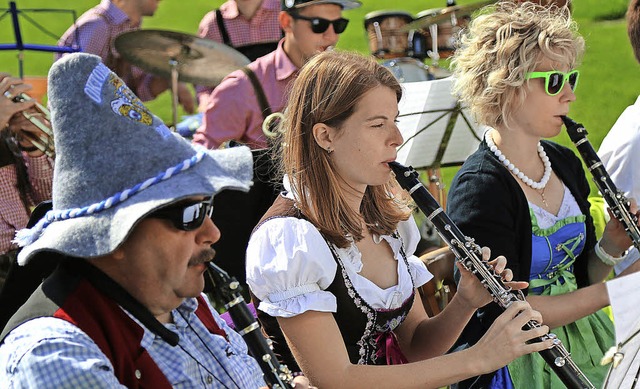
[215,9,232,46]
[71,260,180,346]
[241,67,272,119]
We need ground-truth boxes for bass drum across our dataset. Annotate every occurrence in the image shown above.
[364,10,415,59]
[381,57,434,83]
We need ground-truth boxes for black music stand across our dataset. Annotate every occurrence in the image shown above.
[396,77,484,170]
[0,1,79,78]
[396,77,484,254]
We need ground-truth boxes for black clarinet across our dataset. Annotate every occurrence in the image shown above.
[389,161,596,389]
[562,116,640,250]
[207,262,294,389]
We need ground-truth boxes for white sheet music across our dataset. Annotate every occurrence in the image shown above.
[606,270,640,344]
[396,78,486,169]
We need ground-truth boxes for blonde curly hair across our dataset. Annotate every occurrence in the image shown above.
[451,1,585,128]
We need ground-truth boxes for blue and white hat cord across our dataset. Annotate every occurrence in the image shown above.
[13,150,207,248]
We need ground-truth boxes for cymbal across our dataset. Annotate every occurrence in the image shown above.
[403,1,495,32]
[115,29,251,87]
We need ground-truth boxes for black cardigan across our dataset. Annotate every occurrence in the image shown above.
[446,139,596,388]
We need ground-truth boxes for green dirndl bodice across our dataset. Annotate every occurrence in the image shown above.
[506,205,614,389]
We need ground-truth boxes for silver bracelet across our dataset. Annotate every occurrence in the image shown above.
[594,239,628,266]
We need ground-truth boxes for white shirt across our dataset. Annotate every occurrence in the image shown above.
[246,186,432,318]
[598,95,640,272]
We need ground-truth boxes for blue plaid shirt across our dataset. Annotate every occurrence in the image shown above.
[0,295,265,388]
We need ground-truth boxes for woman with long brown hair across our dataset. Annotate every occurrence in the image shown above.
[245,49,554,388]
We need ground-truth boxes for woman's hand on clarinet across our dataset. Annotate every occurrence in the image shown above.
[471,301,553,371]
[258,375,317,389]
[0,74,35,129]
[456,246,529,309]
[601,197,640,258]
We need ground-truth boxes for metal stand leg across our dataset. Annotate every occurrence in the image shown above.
[169,59,179,130]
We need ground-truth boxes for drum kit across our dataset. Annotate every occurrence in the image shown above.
[364,1,494,83]
[107,2,495,126]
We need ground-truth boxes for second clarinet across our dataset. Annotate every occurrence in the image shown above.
[389,161,596,389]
[562,115,640,251]
[207,262,294,389]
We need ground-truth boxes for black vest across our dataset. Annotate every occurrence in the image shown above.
[251,196,415,371]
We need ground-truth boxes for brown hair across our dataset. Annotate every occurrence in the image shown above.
[278,50,410,248]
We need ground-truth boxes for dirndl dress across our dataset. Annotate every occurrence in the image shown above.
[490,188,614,388]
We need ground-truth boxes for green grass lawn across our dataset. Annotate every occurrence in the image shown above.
[1,0,637,195]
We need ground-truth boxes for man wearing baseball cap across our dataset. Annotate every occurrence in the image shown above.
[0,53,309,388]
[191,0,361,295]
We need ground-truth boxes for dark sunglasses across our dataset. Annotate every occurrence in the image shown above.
[525,70,580,96]
[149,198,213,231]
[289,13,349,34]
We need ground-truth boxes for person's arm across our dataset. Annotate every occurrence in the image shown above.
[192,71,255,149]
[24,153,54,204]
[60,19,111,61]
[398,247,530,360]
[0,164,29,254]
[247,216,552,388]
[198,9,224,41]
[0,318,126,388]
[278,300,551,389]
[193,10,223,105]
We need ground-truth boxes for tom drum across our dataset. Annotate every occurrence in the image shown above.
[364,10,419,59]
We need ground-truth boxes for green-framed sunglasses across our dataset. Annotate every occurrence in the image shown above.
[525,70,580,96]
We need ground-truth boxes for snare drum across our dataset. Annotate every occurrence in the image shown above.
[364,10,414,59]
[382,57,434,83]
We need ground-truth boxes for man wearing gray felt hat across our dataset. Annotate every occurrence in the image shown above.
[0,53,306,388]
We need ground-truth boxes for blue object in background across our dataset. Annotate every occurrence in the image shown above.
[175,112,203,139]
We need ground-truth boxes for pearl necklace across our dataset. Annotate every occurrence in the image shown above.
[484,130,552,191]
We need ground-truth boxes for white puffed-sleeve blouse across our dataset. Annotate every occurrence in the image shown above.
[246,189,433,319]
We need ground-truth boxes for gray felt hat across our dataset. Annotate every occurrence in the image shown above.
[14,53,253,265]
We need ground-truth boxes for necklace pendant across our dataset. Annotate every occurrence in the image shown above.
[538,188,549,209]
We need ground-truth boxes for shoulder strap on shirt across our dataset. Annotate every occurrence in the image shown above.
[215,9,232,46]
[241,66,272,120]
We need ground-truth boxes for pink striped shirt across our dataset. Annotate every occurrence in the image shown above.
[198,0,281,48]
[192,40,297,150]
[196,0,282,103]
[0,155,54,254]
[56,0,154,101]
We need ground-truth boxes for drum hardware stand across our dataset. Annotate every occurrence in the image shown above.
[0,1,79,78]
[169,58,179,130]
[372,21,387,58]
[428,24,441,67]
